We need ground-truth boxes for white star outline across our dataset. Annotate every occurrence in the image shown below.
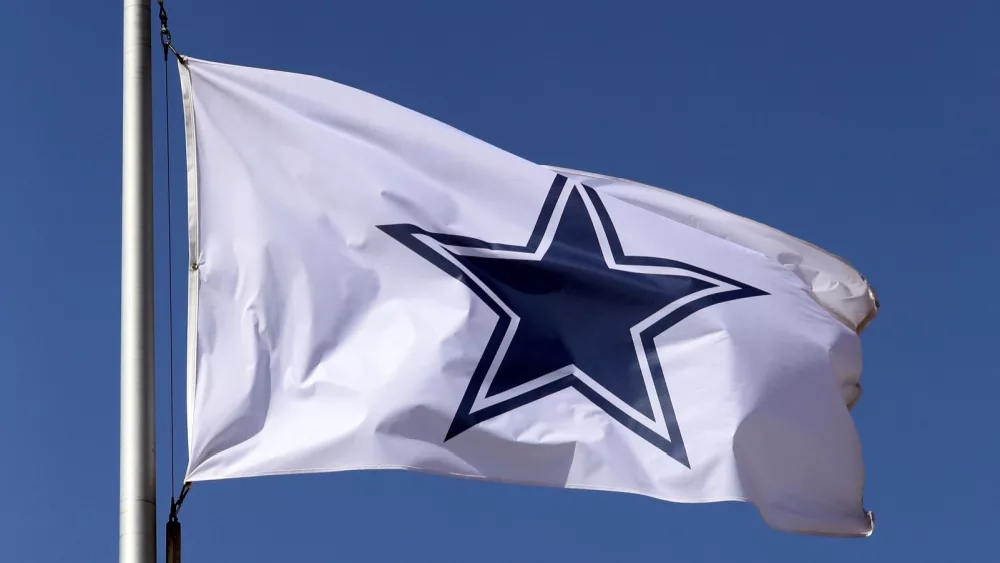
[411,182,747,445]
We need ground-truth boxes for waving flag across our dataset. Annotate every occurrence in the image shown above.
[179,57,878,536]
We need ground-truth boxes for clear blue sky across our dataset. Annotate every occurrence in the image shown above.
[1,1,997,561]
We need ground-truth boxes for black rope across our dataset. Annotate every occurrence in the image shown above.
[158,0,186,520]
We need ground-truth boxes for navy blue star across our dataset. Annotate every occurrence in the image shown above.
[378,175,767,467]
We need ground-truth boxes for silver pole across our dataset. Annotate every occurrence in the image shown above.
[120,1,156,562]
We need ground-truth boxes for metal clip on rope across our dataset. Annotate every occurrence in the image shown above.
[158,0,183,61]
[166,484,191,563]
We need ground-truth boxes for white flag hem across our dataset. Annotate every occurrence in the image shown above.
[179,58,202,457]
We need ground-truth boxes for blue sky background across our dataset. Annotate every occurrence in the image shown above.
[1,1,997,561]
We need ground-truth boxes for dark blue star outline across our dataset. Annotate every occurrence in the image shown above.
[378,174,767,468]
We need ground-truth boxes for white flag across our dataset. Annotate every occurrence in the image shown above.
[179,57,878,536]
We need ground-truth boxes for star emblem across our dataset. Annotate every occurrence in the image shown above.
[378,174,767,467]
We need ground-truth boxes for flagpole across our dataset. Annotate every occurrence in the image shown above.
[120,1,157,562]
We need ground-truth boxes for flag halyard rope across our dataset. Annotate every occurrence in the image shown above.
[158,3,190,561]
[157,0,189,528]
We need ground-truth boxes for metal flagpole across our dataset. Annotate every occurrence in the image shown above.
[120,0,156,562]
